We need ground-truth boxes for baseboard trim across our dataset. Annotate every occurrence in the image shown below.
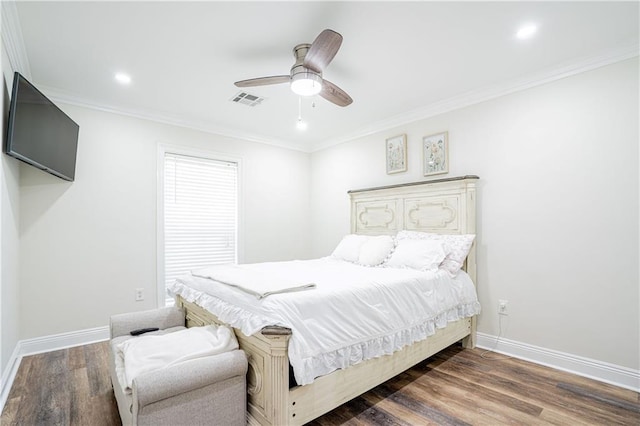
[0,326,109,413]
[3,328,638,413]
[0,343,21,415]
[17,326,110,357]
[477,332,640,392]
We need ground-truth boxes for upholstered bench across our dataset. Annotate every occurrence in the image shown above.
[108,306,247,426]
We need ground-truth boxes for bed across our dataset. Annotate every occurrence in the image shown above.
[170,175,479,425]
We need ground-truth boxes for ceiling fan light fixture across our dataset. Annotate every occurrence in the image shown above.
[114,72,132,85]
[291,71,322,96]
[516,24,538,39]
[296,118,308,131]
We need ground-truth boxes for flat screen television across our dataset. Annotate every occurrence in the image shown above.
[4,72,79,181]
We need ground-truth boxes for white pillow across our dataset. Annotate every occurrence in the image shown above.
[331,234,369,263]
[358,235,395,266]
[384,239,447,271]
[396,230,475,275]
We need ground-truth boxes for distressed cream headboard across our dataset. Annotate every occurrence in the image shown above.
[349,175,479,283]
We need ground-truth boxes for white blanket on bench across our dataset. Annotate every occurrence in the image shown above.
[192,264,316,299]
[117,325,238,390]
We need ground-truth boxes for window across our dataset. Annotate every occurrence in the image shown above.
[159,149,239,305]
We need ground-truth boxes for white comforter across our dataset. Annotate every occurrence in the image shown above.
[168,257,480,385]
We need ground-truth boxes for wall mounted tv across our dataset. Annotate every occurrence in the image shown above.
[4,72,79,181]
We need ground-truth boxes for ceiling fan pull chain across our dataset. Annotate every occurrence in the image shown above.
[296,97,308,130]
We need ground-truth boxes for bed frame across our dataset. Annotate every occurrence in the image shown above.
[176,175,479,425]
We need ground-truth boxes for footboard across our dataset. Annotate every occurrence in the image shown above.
[177,297,291,425]
[287,315,472,425]
[176,295,474,426]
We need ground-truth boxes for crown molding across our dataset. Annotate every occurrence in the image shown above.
[4,1,636,156]
[310,42,639,152]
[1,0,307,153]
[1,0,31,78]
[40,86,310,153]
[47,40,638,156]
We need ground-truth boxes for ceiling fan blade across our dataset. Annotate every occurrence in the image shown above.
[234,75,290,88]
[320,79,353,107]
[304,29,343,73]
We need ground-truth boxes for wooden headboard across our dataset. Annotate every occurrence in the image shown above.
[348,175,479,283]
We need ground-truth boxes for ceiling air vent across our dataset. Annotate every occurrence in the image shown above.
[230,91,265,107]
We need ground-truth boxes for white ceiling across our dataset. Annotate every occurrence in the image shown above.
[5,1,639,152]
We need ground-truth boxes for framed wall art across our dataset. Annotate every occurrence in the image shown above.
[386,134,407,174]
[423,131,448,176]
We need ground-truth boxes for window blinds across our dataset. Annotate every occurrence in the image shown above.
[163,153,238,294]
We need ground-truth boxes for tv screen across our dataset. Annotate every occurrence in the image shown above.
[4,72,79,181]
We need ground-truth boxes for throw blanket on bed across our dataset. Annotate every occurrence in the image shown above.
[192,264,317,299]
[117,325,238,390]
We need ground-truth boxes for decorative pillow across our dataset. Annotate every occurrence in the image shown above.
[396,230,475,275]
[331,234,369,263]
[358,235,395,266]
[384,239,447,271]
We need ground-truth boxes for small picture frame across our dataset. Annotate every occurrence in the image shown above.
[386,134,407,174]
[423,131,448,176]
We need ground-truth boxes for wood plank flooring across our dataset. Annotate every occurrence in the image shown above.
[2,342,638,425]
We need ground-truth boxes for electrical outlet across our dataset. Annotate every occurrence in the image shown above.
[498,299,508,315]
[135,288,144,302]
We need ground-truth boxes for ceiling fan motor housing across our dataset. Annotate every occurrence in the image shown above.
[290,43,322,96]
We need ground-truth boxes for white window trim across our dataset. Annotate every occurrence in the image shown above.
[156,143,244,308]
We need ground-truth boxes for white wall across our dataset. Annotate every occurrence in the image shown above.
[310,58,639,370]
[18,106,311,339]
[0,48,21,379]
[0,150,19,379]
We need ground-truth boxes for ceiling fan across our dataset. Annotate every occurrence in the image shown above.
[234,29,353,107]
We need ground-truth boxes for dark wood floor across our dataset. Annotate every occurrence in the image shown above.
[2,342,639,425]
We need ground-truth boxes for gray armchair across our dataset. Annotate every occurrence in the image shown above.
[108,307,247,426]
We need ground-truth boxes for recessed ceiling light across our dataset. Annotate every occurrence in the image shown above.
[516,24,538,40]
[115,72,132,85]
